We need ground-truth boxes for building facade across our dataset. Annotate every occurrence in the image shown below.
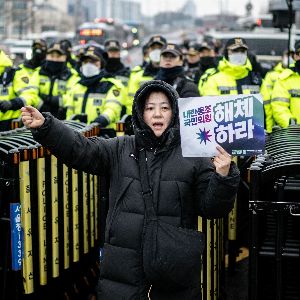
[0,0,75,39]
[97,0,141,23]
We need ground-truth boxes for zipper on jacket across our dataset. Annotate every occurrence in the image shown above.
[129,153,138,161]
[81,88,90,114]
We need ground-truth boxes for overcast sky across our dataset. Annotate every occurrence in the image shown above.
[140,0,270,17]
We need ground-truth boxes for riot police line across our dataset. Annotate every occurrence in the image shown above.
[0,117,240,300]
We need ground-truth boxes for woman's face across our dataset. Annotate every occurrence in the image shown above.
[143,91,172,137]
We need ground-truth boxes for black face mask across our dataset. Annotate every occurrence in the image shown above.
[31,49,46,66]
[45,60,65,75]
[105,58,122,72]
[33,48,46,59]
[188,61,200,68]
[200,56,216,69]
[156,66,184,84]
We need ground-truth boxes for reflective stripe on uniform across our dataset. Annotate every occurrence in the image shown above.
[264,99,271,105]
[218,86,236,91]
[271,97,290,103]
[241,85,260,92]
[16,86,39,93]
[106,99,122,107]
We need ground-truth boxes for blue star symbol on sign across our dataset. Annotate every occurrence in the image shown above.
[196,128,212,145]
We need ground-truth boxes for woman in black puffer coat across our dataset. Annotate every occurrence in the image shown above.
[21,80,240,300]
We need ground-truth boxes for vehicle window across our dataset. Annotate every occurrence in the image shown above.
[260,19,273,28]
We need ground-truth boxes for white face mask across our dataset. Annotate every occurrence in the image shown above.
[228,53,247,66]
[81,63,100,77]
[149,49,161,63]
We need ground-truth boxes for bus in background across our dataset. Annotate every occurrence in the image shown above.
[77,21,113,45]
[76,18,141,49]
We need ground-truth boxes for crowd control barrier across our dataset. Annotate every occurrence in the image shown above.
[0,118,234,300]
[0,121,110,300]
[248,125,300,300]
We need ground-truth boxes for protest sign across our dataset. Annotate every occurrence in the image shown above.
[178,94,265,157]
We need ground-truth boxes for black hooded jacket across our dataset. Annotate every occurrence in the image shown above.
[31,80,240,299]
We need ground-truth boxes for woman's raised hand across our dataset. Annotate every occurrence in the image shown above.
[213,145,232,177]
[21,106,45,129]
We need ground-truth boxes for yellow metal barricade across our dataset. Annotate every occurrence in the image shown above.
[198,216,225,300]
[83,172,89,254]
[63,164,70,270]
[72,169,80,263]
[20,148,34,294]
[90,175,95,248]
[37,147,47,285]
[51,156,59,278]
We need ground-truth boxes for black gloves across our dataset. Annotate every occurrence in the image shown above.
[93,115,109,128]
[0,98,24,112]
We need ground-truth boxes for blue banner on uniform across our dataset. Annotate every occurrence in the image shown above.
[178,94,265,157]
[10,203,23,271]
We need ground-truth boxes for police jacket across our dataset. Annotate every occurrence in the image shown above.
[31,80,240,300]
[103,65,131,118]
[199,58,262,96]
[36,64,79,119]
[126,63,159,114]
[184,62,201,83]
[0,65,38,131]
[19,59,41,77]
[185,60,217,85]
[271,66,300,128]
[104,60,131,87]
[65,73,124,128]
[0,51,38,128]
[261,62,285,132]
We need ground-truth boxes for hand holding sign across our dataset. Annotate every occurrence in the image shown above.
[178,94,265,157]
[213,145,231,176]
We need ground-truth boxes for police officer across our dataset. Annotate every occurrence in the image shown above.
[0,50,38,131]
[155,43,199,97]
[65,46,124,129]
[19,39,47,76]
[36,42,79,119]
[198,42,217,78]
[104,39,131,87]
[184,43,201,82]
[199,37,262,96]
[261,50,292,132]
[271,41,300,128]
[59,39,79,74]
[127,35,167,114]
